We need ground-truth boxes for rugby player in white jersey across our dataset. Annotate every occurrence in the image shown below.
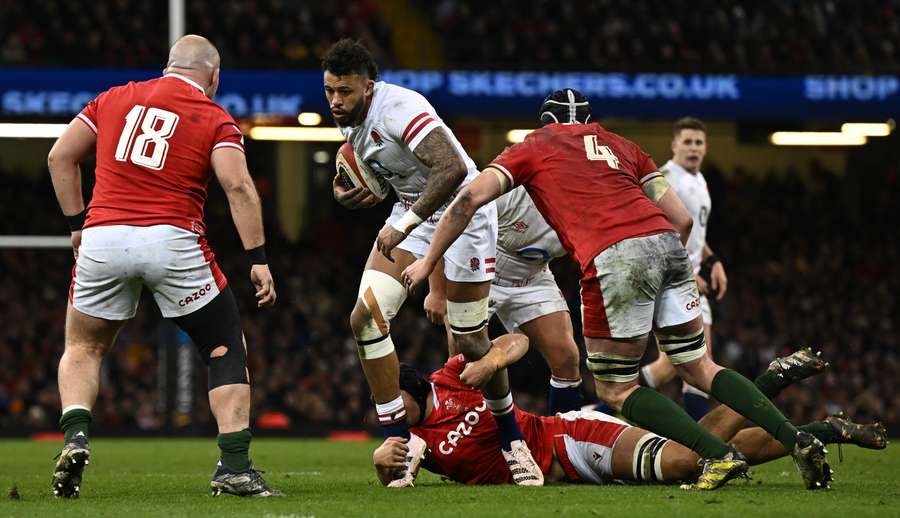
[322,39,541,487]
[640,117,726,420]
[426,186,583,414]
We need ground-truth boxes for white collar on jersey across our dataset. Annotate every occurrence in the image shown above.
[665,159,701,177]
[163,73,206,94]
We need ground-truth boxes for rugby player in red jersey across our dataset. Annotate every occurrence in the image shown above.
[372,338,885,487]
[47,35,280,498]
[401,89,831,490]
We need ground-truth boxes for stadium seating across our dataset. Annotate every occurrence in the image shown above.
[5,1,900,72]
[422,0,900,72]
[0,0,393,68]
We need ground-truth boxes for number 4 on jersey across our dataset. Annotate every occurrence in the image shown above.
[115,105,179,170]
[583,135,620,169]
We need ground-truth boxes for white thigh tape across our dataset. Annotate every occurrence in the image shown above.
[632,433,669,483]
[656,330,707,365]
[586,351,641,383]
[356,270,406,358]
[447,297,490,335]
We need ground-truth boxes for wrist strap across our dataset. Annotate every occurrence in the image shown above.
[247,245,267,265]
[391,210,423,235]
[703,255,721,268]
[66,210,87,232]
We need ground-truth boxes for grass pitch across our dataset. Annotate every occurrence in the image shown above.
[1,438,897,517]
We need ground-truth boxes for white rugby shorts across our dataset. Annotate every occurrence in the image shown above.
[387,200,498,283]
[489,270,569,333]
[700,295,712,326]
[70,224,227,320]
[580,232,700,338]
[551,409,631,484]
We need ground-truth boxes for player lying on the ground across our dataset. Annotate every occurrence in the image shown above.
[373,336,887,487]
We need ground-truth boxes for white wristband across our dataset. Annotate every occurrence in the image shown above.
[392,210,423,235]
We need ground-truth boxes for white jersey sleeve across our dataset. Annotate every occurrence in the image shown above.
[380,88,443,151]
[341,82,479,209]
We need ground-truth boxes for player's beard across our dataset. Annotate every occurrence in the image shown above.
[334,96,370,128]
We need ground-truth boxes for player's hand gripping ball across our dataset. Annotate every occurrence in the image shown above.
[334,143,389,205]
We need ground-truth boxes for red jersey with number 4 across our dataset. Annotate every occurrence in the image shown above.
[488,123,673,273]
[77,74,244,234]
[411,355,555,485]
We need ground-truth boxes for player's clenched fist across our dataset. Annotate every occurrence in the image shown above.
[70,230,82,260]
[376,225,406,262]
[709,261,728,301]
[373,437,410,485]
[423,291,447,325]
[373,437,410,469]
[401,258,436,291]
[332,173,378,209]
[250,264,276,308]
[460,358,497,389]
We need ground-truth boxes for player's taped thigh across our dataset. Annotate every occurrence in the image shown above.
[172,286,248,390]
[655,328,707,365]
[446,297,490,335]
[586,351,642,383]
[632,433,669,483]
[355,269,407,360]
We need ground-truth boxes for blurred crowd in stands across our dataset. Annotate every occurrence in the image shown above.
[4,0,900,72]
[426,0,900,72]
[0,0,393,69]
[2,151,898,434]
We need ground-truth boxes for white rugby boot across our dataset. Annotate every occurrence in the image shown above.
[387,433,428,488]
[502,439,544,486]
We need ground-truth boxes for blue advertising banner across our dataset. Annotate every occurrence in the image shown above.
[1,68,898,121]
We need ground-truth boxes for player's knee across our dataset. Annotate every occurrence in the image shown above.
[206,342,249,390]
[673,354,720,391]
[354,270,406,360]
[454,331,491,361]
[349,299,372,336]
[65,339,109,358]
[593,381,632,411]
[548,340,581,379]
[172,287,248,390]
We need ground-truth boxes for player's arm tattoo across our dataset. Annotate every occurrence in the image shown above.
[440,190,479,242]
[411,127,468,220]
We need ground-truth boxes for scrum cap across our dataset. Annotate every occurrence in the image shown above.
[539,88,591,125]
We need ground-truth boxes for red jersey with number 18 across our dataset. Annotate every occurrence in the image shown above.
[76,73,244,234]
[488,123,673,274]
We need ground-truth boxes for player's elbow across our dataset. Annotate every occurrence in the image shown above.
[47,144,72,173]
[450,190,478,219]
[676,213,693,237]
[224,176,257,198]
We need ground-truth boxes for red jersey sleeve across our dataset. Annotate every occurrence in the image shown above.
[488,139,537,190]
[629,141,662,186]
[211,112,244,154]
[76,93,103,134]
[429,354,468,388]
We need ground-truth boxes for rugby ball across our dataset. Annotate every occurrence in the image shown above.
[335,143,390,201]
